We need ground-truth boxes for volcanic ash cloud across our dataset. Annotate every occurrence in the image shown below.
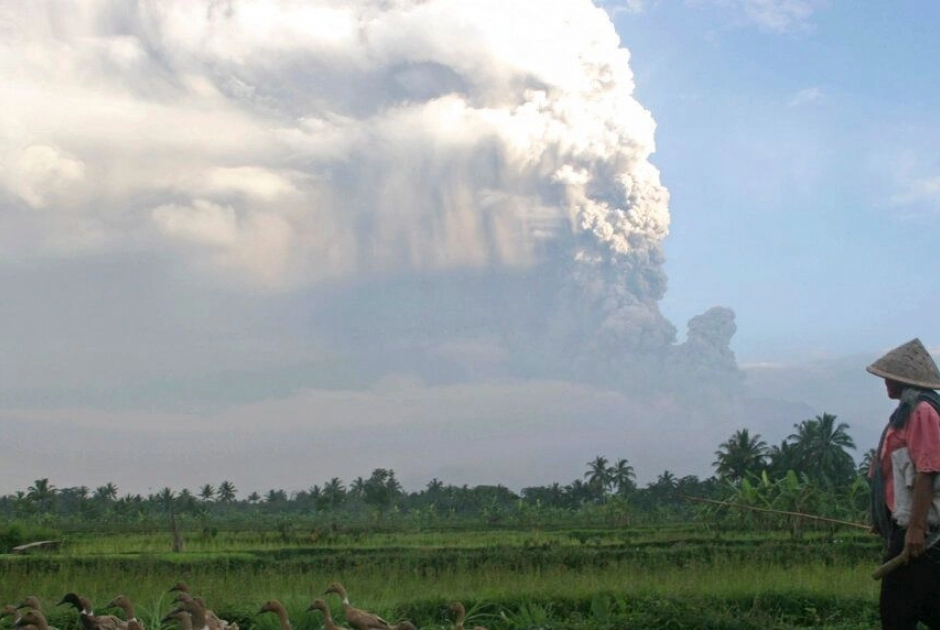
[0,0,739,394]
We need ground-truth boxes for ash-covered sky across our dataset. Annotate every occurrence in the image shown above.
[1,0,937,496]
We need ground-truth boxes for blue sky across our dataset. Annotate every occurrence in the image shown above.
[0,0,936,494]
[612,1,940,362]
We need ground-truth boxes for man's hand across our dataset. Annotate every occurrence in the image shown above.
[905,524,927,559]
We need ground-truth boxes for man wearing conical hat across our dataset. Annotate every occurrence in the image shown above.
[868,338,940,629]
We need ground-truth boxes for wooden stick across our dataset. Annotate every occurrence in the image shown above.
[872,553,907,580]
[678,495,924,580]
[679,495,871,530]
[872,531,940,580]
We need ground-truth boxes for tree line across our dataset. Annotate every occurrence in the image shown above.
[0,413,869,528]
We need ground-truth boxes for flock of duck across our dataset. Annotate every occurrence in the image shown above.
[0,583,486,630]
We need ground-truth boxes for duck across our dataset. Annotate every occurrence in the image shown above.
[161,610,193,630]
[1,605,22,625]
[322,583,389,630]
[306,600,347,630]
[14,610,50,630]
[165,599,209,630]
[58,593,127,630]
[169,587,237,630]
[104,596,145,630]
[257,601,291,630]
[14,598,43,614]
[449,602,487,630]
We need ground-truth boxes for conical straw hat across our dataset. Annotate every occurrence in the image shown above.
[867,338,940,389]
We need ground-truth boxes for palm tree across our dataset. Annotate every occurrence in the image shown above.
[611,458,637,496]
[767,439,802,479]
[26,478,56,512]
[656,470,677,489]
[363,468,402,513]
[584,456,612,501]
[199,484,215,503]
[265,489,287,504]
[789,413,856,486]
[858,447,877,477]
[565,479,593,508]
[95,482,118,503]
[645,470,679,504]
[307,484,323,510]
[217,480,237,503]
[156,487,175,512]
[349,477,366,500]
[323,478,346,511]
[713,429,768,482]
[177,488,196,512]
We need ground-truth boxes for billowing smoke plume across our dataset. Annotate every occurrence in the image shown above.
[0,0,739,395]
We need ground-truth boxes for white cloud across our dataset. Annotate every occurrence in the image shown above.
[201,167,301,202]
[152,199,295,286]
[890,176,940,210]
[595,0,650,16]
[2,144,85,208]
[152,200,240,247]
[699,0,825,33]
[883,152,940,215]
[0,0,668,294]
[787,86,823,107]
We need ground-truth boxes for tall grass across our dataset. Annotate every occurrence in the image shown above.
[0,525,882,629]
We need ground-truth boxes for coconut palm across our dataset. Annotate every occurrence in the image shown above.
[26,478,56,512]
[95,482,118,503]
[156,487,175,512]
[767,439,802,479]
[789,413,856,487]
[610,458,637,496]
[363,468,402,513]
[713,429,768,482]
[323,477,346,510]
[584,456,612,501]
[216,480,237,503]
[198,484,215,503]
[858,447,877,477]
[349,476,366,500]
[565,479,593,508]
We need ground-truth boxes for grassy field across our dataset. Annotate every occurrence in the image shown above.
[0,525,884,629]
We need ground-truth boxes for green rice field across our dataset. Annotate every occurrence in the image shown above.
[0,525,885,629]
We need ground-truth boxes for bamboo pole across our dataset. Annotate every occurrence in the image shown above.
[679,495,915,579]
[679,495,870,530]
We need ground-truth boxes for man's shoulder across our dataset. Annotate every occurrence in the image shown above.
[913,398,940,424]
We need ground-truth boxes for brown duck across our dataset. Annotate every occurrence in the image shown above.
[169,586,237,630]
[322,583,390,630]
[14,598,43,613]
[306,599,347,630]
[450,602,487,630]
[14,610,51,630]
[57,594,127,630]
[161,610,193,630]
[104,596,144,630]
[257,601,291,630]
[2,605,22,625]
